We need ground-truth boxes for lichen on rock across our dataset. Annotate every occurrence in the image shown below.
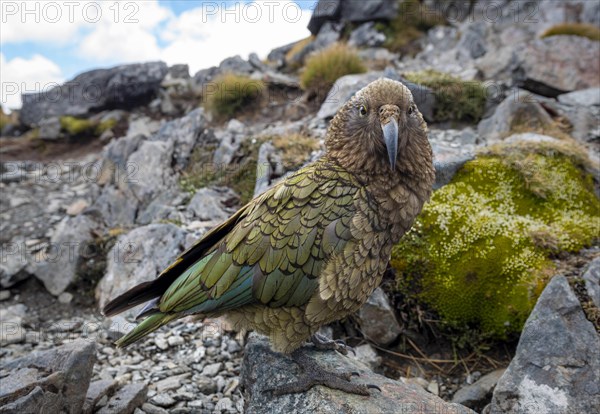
[391,140,600,339]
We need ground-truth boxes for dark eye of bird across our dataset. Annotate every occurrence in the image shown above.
[359,105,368,117]
[408,105,414,115]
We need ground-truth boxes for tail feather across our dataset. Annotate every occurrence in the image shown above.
[102,280,164,317]
[115,312,178,348]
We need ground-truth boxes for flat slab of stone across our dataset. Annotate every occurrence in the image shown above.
[241,334,475,414]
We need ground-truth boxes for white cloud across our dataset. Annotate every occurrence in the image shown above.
[0,53,64,111]
[76,0,311,72]
[1,0,92,44]
[77,1,173,63]
[159,1,312,73]
[1,1,312,108]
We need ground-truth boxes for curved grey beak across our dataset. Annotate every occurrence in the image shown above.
[382,118,399,170]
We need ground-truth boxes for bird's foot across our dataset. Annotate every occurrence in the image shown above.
[267,348,381,396]
[310,332,354,356]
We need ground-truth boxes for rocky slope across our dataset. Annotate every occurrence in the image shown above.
[1,1,599,413]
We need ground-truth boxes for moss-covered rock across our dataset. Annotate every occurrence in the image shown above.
[404,70,487,122]
[391,140,599,340]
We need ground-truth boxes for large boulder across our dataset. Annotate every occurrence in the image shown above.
[92,109,211,227]
[0,339,96,414]
[490,275,600,413]
[514,36,600,97]
[477,91,555,141]
[20,62,168,127]
[307,0,398,35]
[95,223,186,317]
[241,334,475,414]
[31,214,98,296]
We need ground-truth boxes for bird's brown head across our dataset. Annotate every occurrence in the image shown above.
[326,78,432,178]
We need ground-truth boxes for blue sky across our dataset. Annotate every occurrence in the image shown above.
[1,1,315,110]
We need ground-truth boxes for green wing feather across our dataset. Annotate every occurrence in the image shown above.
[116,161,359,347]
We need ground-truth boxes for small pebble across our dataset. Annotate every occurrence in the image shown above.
[58,292,73,304]
[427,380,440,396]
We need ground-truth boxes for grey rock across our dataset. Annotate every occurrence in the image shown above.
[213,119,247,166]
[202,362,223,377]
[96,224,186,317]
[504,133,558,144]
[38,117,61,140]
[142,403,168,414]
[357,48,399,64]
[0,339,96,414]
[168,64,190,80]
[267,41,298,68]
[317,71,436,122]
[126,115,162,139]
[187,187,237,222]
[452,369,505,410]
[219,55,254,75]
[58,292,73,304]
[150,393,175,407]
[308,0,397,35]
[96,383,147,414]
[91,186,139,228]
[313,21,341,50]
[558,88,600,107]
[196,377,218,395]
[32,214,97,296]
[0,290,9,301]
[135,190,184,226]
[433,153,474,190]
[355,287,402,346]
[83,379,119,414]
[514,36,600,97]
[348,22,386,48]
[151,108,208,172]
[20,62,168,127]
[544,99,600,143]
[350,344,381,370]
[0,248,30,288]
[456,21,488,59]
[248,53,268,72]
[478,91,554,141]
[126,139,175,206]
[490,275,600,413]
[192,66,220,90]
[582,257,600,308]
[241,333,475,414]
[215,397,234,412]
[307,0,341,35]
[102,314,136,341]
[155,373,190,393]
[0,304,27,345]
[254,141,285,197]
[102,133,143,172]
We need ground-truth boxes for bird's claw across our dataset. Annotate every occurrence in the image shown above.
[265,348,375,396]
[367,383,382,392]
[310,333,355,356]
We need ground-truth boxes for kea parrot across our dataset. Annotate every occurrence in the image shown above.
[103,78,435,395]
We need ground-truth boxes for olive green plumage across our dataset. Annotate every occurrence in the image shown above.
[103,78,435,353]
